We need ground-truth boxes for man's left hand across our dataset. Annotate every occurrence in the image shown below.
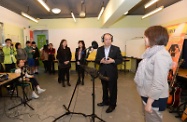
[105,57,115,64]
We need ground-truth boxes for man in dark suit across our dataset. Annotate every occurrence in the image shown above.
[95,33,122,113]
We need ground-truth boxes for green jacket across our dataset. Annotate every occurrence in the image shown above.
[3,46,17,64]
[24,46,33,59]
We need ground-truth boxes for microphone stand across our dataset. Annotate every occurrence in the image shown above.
[82,66,106,122]
[53,47,105,122]
[53,48,91,122]
[9,66,34,110]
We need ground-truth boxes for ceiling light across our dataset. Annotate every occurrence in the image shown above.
[142,6,164,19]
[79,0,86,18]
[52,8,61,14]
[71,12,76,22]
[124,11,128,15]
[21,12,38,23]
[97,6,104,20]
[37,0,50,12]
[144,0,159,9]
[79,11,86,17]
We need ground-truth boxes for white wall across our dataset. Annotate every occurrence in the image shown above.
[150,0,187,26]
[0,6,29,28]
[0,6,30,45]
[48,28,146,53]
[126,37,145,58]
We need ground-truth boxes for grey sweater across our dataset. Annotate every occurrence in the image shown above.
[136,49,172,100]
[16,48,28,60]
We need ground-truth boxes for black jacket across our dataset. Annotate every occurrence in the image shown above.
[75,48,86,64]
[75,47,86,70]
[56,47,72,68]
[95,45,123,80]
[32,47,40,59]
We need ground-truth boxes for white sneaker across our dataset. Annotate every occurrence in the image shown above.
[38,89,46,94]
[32,92,39,99]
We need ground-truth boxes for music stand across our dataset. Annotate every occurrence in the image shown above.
[53,43,105,122]
[9,67,34,110]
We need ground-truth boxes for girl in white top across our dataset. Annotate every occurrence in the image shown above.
[15,59,46,99]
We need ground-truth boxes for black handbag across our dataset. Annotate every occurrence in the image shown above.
[0,74,9,82]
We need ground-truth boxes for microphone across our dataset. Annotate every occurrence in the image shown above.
[81,65,109,81]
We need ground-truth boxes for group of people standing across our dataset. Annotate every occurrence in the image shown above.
[40,43,56,74]
[2,39,40,74]
[1,39,46,99]
[56,39,86,87]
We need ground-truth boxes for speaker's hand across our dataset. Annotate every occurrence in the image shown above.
[105,57,115,64]
[100,58,106,64]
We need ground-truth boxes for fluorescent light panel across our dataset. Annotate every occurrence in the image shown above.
[144,0,159,9]
[142,6,164,19]
[97,7,104,20]
[71,12,76,22]
[37,0,50,12]
[21,12,38,23]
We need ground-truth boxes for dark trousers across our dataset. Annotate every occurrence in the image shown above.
[29,78,39,91]
[101,78,117,107]
[48,60,55,73]
[42,60,49,72]
[58,67,70,83]
[5,63,16,72]
[77,65,85,82]
[0,63,4,72]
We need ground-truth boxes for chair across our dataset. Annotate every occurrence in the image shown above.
[10,68,32,99]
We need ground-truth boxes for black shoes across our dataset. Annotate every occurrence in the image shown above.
[77,79,81,85]
[67,82,71,86]
[97,102,109,107]
[62,82,66,87]
[62,82,71,87]
[58,80,61,84]
[106,106,115,113]
[97,102,115,113]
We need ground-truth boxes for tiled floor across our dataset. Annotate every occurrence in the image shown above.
[0,71,182,122]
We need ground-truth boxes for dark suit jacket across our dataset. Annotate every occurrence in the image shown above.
[95,45,122,80]
[75,48,86,70]
[56,47,72,68]
[75,48,86,64]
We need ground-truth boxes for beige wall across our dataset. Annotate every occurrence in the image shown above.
[149,0,187,26]
[29,16,149,53]
[0,6,30,46]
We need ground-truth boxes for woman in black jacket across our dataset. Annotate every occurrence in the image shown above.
[56,39,72,87]
[75,40,86,85]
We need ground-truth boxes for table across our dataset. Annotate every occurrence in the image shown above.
[0,73,20,97]
[122,58,130,71]
[0,73,20,86]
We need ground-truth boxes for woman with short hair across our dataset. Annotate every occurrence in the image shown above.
[134,25,172,122]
